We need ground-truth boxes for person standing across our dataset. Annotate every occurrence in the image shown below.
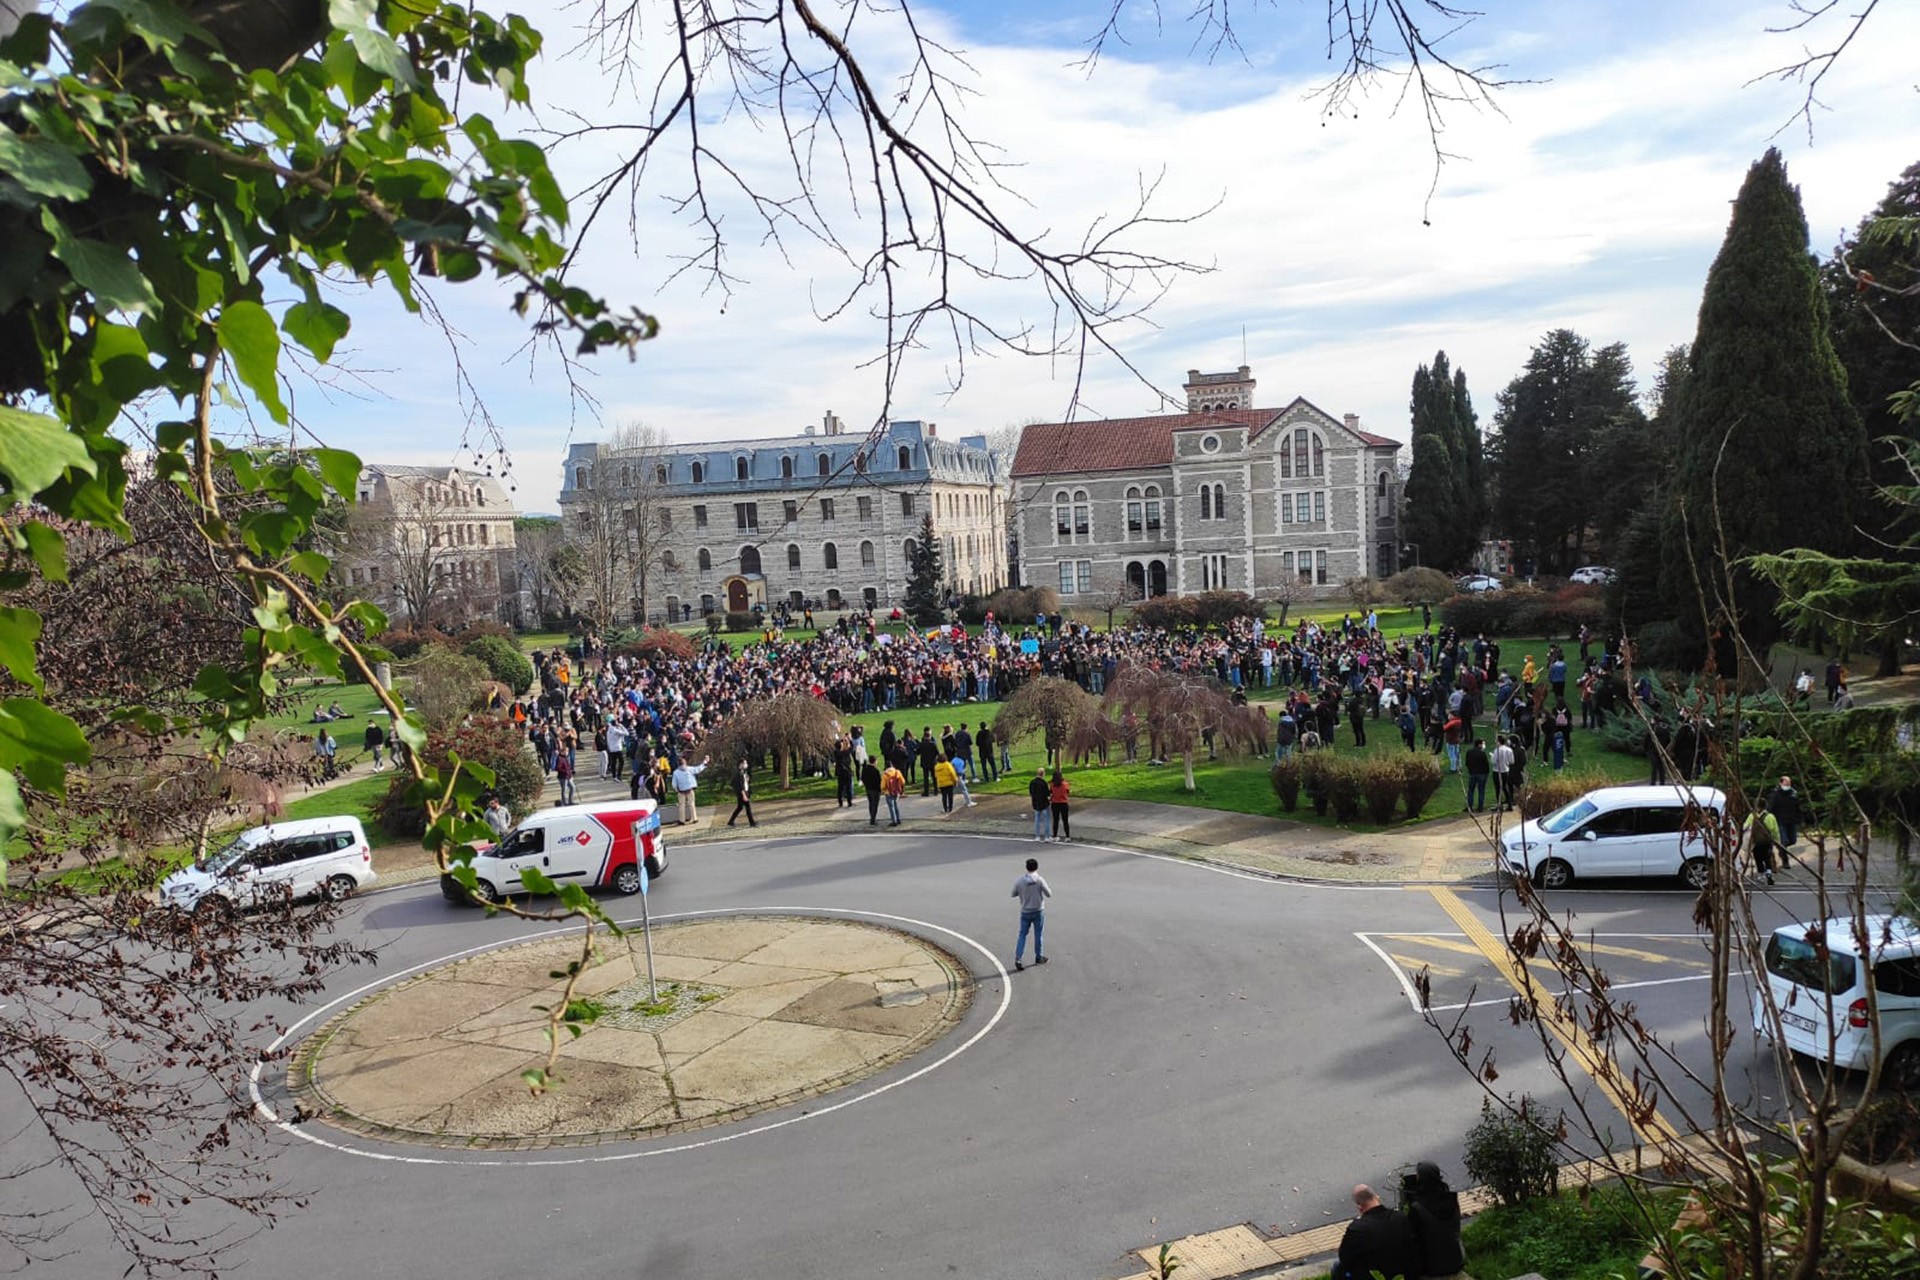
[727,759,756,828]
[671,755,710,825]
[881,760,906,827]
[483,794,512,839]
[1463,738,1490,814]
[1490,735,1514,811]
[1766,775,1802,849]
[1028,766,1051,841]
[933,754,958,814]
[363,717,387,771]
[1404,1163,1467,1280]
[1334,1184,1422,1280]
[1048,769,1072,841]
[1750,805,1782,886]
[952,751,976,807]
[607,719,628,781]
[834,737,856,808]
[554,742,575,805]
[1011,856,1051,972]
[976,722,997,783]
[918,732,939,798]
[861,758,884,826]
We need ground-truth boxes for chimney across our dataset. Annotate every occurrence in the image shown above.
[823,411,843,436]
[804,424,816,436]
[1344,413,1360,432]
[927,421,938,439]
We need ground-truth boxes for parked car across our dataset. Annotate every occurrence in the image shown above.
[1457,574,1503,593]
[1570,565,1616,585]
[161,816,376,917]
[1498,784,1727,889]
[443,799,666,905]
[1754,914,1920,1092]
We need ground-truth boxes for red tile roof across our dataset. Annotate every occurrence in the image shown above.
[1010,409,1279,477]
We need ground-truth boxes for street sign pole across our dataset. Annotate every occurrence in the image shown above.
[632,821,657,1001]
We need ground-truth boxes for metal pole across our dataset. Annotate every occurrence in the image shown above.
[633,820,657,1001]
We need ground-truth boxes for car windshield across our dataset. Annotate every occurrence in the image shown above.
[200,835,255,873]
[1539,798,1599,835]
[1765,932,1858,995]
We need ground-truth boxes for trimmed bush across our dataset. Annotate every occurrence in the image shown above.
[1270,757,1302,812]
[724,610,756,633]
[462,634,535,694]
[450,619,513,645]
[1298,751,1334,816]
[617,627,697,663]
[1323,757,1363,823]
[1462,1095,1561,1207]
[1358,757,1402,824]
[1397,754,1445,818]
[1383,566,1455,604]
[980,585,1060,625]
[375,717,544,837]
[705,614,724,635]
[1515,768,1614,821]
[376,625,448,659]
[1129,590,1265,630]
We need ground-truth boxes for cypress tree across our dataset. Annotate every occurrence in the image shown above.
[904,512,946,625]
[1662,148,1870,659]
[1451,364,1488,550]
[1402,353,1466,570]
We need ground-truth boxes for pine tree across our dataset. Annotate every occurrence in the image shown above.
[1401,351,1485,571]
[1452,363,1489,551]
[1662,148,1870,659]
[904,512,946,624]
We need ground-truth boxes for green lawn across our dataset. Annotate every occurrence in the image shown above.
[265,678,400,734]
[516,630,574,653]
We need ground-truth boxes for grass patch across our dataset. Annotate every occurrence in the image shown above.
[1459,1187,1678,1280]
[261,678,397,734]
[516,630,574,653]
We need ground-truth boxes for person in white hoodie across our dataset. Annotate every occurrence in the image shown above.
[671,756,710,826]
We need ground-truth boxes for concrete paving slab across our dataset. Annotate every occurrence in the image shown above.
[334,978,527,1048]
[440,1058,676,1137]
[650,917,804,961]
[1137,1225,1280,1279]
[707,975,837,1020]
[322,1041,535,1127]
[654,1008,759,1064]
[771,976,949,1038]
[671,1020,903,1107]
[701,958,837,990]
[740,920,935,973]
[561,1026,669,1072]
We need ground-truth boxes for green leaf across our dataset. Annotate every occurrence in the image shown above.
[283,300,351,363]
[0,131,93,201]
[309,447,361,500]
[17,522,67,582]
[216,301,288,424]
[327,0,418,87]
[0,406,94,501]
[90,322,159,402]
[288,550,331,583]
[393,712,427,754]
[0,773,24,880]
[0,698,91,790]
[0,608,43,693]
[40,209,160,316]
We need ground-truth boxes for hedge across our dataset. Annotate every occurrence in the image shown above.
[1129,590,1265,630]
[1438,586,1606,638]
[462,634,535,694]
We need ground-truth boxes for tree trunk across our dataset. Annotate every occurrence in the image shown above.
[1181,751,1195,792]
[1876,634,1902,678]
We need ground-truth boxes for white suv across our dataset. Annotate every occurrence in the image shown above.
[1499,784,1726,889]
[1755,914,1920,1092]
[161,816,376,917]
[1570,565,1615,585]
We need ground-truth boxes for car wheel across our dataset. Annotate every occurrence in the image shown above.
[475,879,502,905]
[1681,857,1713,890]
[322,874,357,903]
[194,894,234,923]
[1536,858,1574,889]
[1886,1042,1920,1094]
[644,853,665,879]
[611,864,643,895]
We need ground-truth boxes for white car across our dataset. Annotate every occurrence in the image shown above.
[1457,574,1503,593]
[1755,914,1920,1092]
[1499,784,1727,889]
[1570,565,1616,585]
[162,816,376,916]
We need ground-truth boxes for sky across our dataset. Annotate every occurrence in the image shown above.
[268,0,1920,515]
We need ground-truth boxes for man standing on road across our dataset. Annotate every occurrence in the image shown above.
[727,759,756,828]
[1011,856,1051,972]
[861,757,884,826]
[1028,766,1050,841]
[671,755,710,826]
[1334,1184,1422,1280]
[483,795,512,839]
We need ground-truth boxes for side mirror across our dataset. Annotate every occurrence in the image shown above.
[226,862,255,877]
[1579,829,1598,841]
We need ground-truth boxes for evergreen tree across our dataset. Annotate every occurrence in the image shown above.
[905,512,946,624]
[1402,353,1466,569]
[1661,148,1870,660]
[1452,363,1489,550]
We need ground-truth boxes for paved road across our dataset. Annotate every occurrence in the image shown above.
[18,832,1850,1280]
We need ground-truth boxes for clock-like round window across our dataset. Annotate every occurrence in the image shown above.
[1200,434,1220,453]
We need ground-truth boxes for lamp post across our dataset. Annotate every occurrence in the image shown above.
[1402,543,1421,571]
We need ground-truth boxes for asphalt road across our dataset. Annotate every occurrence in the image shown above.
[13,833,1855,1280]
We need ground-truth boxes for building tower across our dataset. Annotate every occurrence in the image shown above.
[1183,365,1256,413]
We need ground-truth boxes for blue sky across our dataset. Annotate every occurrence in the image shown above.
[266,0,1920,514]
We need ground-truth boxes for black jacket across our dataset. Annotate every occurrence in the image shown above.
[1337,1205,1423,1280]
[1408,1189,1465,1275]
[1028,776,1050,812]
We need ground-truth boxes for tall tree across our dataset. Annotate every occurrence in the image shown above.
[1608,346,1690,633]
[1401,352,1468,570]
[1662,148,1870,659]
[905,512,945,625]
[1487,330,1643,576]
[1452,363,1489,553]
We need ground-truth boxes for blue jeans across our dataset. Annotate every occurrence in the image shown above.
[1466,773,1487,811]
[884,794,901,824]
[1015,909,1045,962]
[1445,743,1460,772]
[1032,808,1049,839]
[558,775,575,804]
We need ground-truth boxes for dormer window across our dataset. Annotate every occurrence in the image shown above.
[735,457,749,482]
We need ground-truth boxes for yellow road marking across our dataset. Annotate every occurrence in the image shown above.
[1393,935,1487,958]
[1389,954,1464,978]
[1382,933,1703,970]
[1422,886,1680,1147]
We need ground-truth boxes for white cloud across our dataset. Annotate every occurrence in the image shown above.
[290,0,1920,512]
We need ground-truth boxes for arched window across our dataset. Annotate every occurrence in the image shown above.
[1200,487,1212,520]
[698,548,712,572]
[691,461,705,484]
[1144,485,1162,533]
[823,542,838,570]
[735,456,749,482]
[662,550,676,571]
[575,467,591,491]
[1054,490,1071,539]
[473,486,484,505]
[817,453,830,476]
[1293,431,1309,479]
[787,544,801,570]
[1377,471,1389,499]
[859,540,875,567]
[1072,489,1090,539]
[903,538,916,563]
[655,464,668,486]
[1312,436,1324,477]
[740,546,762,575]
[898,445,912,470]
[1212,484,1226,520]
[781,456,794,480]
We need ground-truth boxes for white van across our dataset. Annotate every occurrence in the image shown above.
[442,799,665,905]
[161,816,376,916]
[1499,784,1727,889]
[1755,914,1920,1092]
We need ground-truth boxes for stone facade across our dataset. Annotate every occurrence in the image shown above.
[559,416,1006,620]
[1010,368,1401,605]
[341,464,520,624]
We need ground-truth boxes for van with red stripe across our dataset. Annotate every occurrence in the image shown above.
[442,799,665,905]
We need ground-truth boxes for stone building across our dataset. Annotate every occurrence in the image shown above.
[340,464,521,624]
[558,415,1006,620]
[1010,366,1401,604]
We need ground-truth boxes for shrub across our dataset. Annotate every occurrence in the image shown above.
[375,718,543,837]
[980,585,1060,625]
[1462,1095,1561,1207]
[462,634,535,693]
[406,645,493,729]
[1439,587,1553,636]
[1129,590,1265,630]
[1323,757,1364,823]
[725,610,756,633]
[376,625,448,660]
[1298,751,1334,816]
[705,614,724,635]
[1397,754,1445,818]
[617,627,697,663]
[1384,566,1455,604]
[450,619,513,645]
[1270,757,1302,812]
[1515,769,1613,821]
[1358,757,1402,824]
